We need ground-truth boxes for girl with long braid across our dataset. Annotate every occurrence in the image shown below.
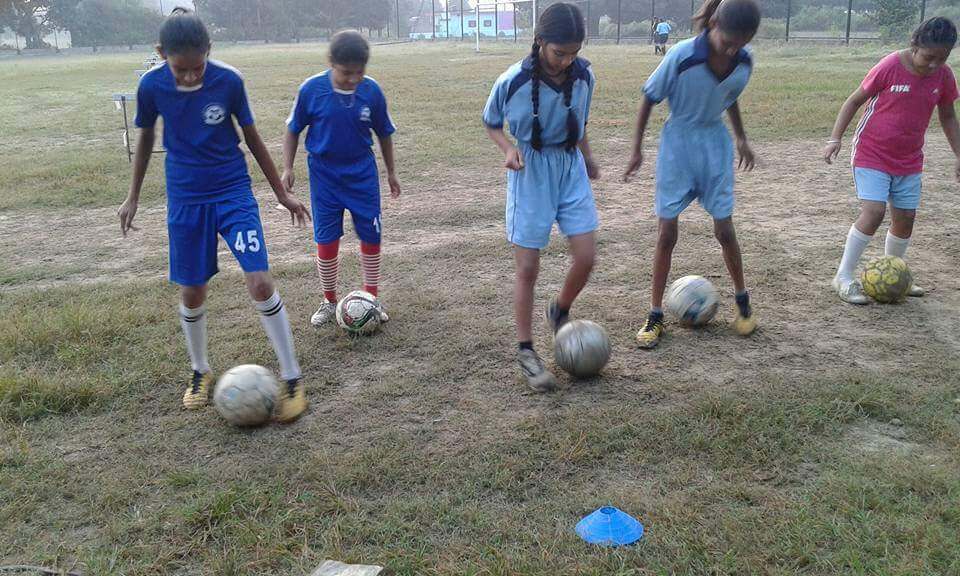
[483,2,599,392]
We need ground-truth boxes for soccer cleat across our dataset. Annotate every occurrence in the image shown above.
[517,348,558,392]
[545,297,569,334]
[832,277,870,305]
[182,370,213,410]
[907,283,924,297]
[636,312,665,349]
[276,378,307,423]
[310,299,337,326]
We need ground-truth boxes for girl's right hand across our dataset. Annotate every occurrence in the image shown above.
[622,152,643,182]
[118,197,139,237]
[281,169,295,194]
[823,141,841,164]
[504,146,524,171]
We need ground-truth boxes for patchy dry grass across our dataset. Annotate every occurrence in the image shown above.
[2,41,960,574]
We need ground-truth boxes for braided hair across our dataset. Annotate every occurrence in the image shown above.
[912,17,957,49]
[529,2,586,151]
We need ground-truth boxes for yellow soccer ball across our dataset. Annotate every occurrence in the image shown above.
[861,256,912,303]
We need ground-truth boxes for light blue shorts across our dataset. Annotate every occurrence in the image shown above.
[655,121,734,220]
[854,167,921,210]
[506,144,598,249]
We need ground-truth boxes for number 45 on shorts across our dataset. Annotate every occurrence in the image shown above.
[234,230,261,253]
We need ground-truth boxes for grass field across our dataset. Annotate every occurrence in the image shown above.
[2,40,960,575]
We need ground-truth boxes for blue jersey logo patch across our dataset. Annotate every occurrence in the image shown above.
[203,103,227,125]
[359,105,371,123]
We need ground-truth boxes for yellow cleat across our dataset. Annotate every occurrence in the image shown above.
[276,378,307,423]
[637,314,665,349]
[182,371,213,410]
[734,313,757,336]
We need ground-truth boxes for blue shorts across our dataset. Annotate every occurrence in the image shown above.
[167,193,269,286]
[854,167,921,210]
[506,144,598,249]
[655,121,734,220]
[308,153,381,245]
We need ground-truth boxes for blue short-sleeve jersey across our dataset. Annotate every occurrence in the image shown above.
[482,57,594,147]
[656,22,672,34]
[286,72,396,162]
[643,31,752,125]
[134,59,254,204]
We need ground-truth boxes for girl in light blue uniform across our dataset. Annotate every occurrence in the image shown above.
[483,2,600,392]
[624,0,761,349]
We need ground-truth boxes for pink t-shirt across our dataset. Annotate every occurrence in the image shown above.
[852,52,958,175]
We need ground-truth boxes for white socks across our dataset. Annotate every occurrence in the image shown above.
[885,231,910,259]
[836,225,873,284]
[179,303,210,374]
[254,290,302,382]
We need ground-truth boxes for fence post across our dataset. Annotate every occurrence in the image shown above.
[616,0,622,44]
[514,3,518,42]
[586,0,591,40]
[445,1,450,39]
[432,0,436,40]
[495,2,499,40]
[533,0,538,31]
[690,0,695,33]
[920,0,927,22]
[396,0,401,38]
[785,0,791,42]
[845,0,853,44]
[460,0,464,39]
[476,2,481,50]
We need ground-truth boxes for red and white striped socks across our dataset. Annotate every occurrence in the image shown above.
[316,240,340,303]
[315,240,382,299]
[360,241,381,297]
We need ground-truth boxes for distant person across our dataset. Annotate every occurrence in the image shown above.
[824,17,959,304]
[655,18,672,55]
[623,0,761,349]
[483,2,600,391]
[283,30,400,327]
[117,8,311,421]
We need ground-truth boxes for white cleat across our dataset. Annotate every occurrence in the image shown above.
[310,299,337,326]
[832,277,870,305]
[907,284,925,297]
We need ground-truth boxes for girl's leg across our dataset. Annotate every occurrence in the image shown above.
[835,200,885,292]
[514,246,540,344]
[887,207,922,296]
[638,218,678,349]
[360,240,382,297]
[246,271,301,384]
[180,284,211,409]
[714,217,757,334]
[548,232,596,330]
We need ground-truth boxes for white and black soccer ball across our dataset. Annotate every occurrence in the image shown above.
[554,319,612,378]
[336,290,382,335]
[666,275,719,327]
[213,364,279,427]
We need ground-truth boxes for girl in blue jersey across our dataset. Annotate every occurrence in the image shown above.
[117,9,312,423]
[623,0,760,349]
[483,2,600,392]
[283,30,400,327]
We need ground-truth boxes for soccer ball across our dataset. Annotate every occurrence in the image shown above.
[336,290,382,335]
[213,364,279,427]
[861,256,912,303]
[554,320,612,378]
[666,275,719,326]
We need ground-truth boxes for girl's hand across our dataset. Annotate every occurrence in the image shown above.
[823,140,842,165]
[277,192,311,227]
[584,156,601,180]
[281,168,296,194]
[737,139,755,171]
[388,172,401,198]
[118,197,140,237]
[504,146,524,171]
[622,152,643,182]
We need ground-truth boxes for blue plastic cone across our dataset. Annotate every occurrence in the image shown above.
[575,506,644,546]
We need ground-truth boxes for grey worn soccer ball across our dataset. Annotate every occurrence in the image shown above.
[554,320,612,378]
[213,364,279,427]
[336,290,382,335]
[666,275,719,326]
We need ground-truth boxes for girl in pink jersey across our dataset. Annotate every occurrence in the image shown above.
[824,17,960,304]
